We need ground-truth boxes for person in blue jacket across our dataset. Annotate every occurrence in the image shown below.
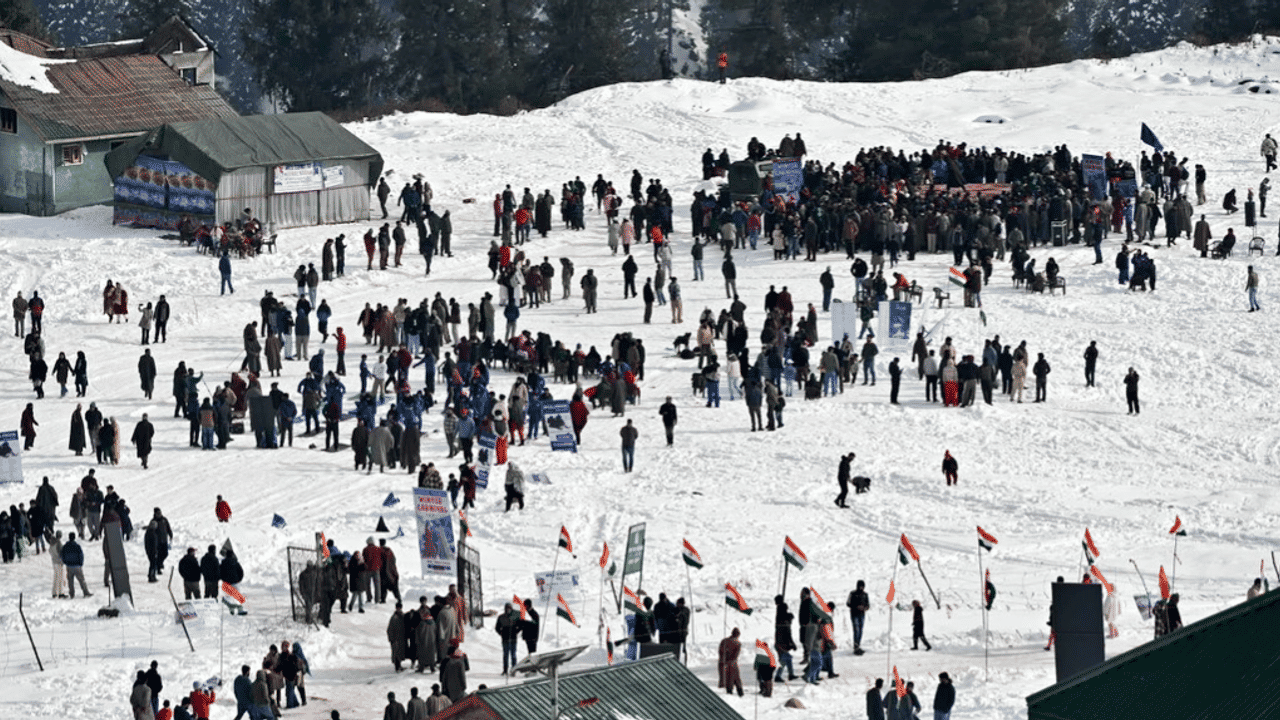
[219,251,234,295]
[61,532,91,598]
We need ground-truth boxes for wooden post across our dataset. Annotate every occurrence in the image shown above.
[18,593,43,671]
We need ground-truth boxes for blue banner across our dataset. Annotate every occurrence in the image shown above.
[887,301,912,342]
[772,158,803,205]
[413,488,456,577]
[1081,154,1107,201]
[476,433,496,488]
[544,400,577,452]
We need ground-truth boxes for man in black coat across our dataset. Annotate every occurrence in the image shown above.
[835,452,854,508]
[519,599,540,655]
[933,672,956,718]
[622,256,638,298]
[866,678,885,720]
[658,396,677,446]
[153,295,170,343]
[1033,353,1051,402]
[200,544,220,598]
[131,413,154,469]
[138,350,157,399]
[178,547,201,599]
[888,358,902,404]
[1083,340,1098,387]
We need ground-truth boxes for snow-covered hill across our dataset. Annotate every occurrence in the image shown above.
[2,38,1280,720]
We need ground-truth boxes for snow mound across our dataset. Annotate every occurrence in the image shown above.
[974,115,1009,124]
[0,39,69,94]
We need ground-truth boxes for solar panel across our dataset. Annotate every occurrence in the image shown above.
[511,645,589,676]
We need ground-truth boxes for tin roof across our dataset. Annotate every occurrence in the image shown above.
[435,656,746,720]
[1027,589,1280,720]
[0,52,235,142]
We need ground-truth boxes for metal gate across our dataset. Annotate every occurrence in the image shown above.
[457,542,483,629]
[287,546,322,624]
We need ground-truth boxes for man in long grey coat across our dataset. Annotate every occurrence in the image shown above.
[368,420,395,474]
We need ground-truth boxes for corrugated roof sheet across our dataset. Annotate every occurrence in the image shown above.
[0,30,51,58]
[0,53,236,142]
[439,656,745,720]
[1026,590,1280,720]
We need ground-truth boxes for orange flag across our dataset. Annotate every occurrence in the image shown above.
[1158,566,1170,600]
[893,665,906,698]
[1089,564,1115,594]
[886,579,896,605]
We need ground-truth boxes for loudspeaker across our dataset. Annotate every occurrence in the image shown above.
[1052,582,1104,682]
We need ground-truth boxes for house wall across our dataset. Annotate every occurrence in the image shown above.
[159,50,215,86]
[51,137,120,213]
[0,92,50,215]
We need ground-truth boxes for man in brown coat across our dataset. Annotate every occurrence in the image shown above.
[718,627,744,696]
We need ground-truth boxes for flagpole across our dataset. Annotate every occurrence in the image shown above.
[598,567,605,648]
[916,558,940,609]
[541,550,560,644]
[1129,558,1152,608]
[1171,535,1179,594]
[781,561,790,601]
[685,564,695,646]
[978,545,987,682]
[887,562,897,681]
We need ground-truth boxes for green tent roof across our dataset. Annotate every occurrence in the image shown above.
[104,112,382,185]
[437,655,745,720]
[1026,589,1280,720]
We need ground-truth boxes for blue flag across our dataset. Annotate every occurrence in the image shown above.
[392,526,405,539]
[271,514,287,529]
[383,492,400,507]
[1140,123,1164,153]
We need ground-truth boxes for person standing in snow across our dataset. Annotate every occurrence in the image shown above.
[941,451,958,486]
[620,419,638,472]
[835,452,854,508]
[911,600,931,651]
[1262,133,1277,173]
[1247,265,1261,312]
[1083,340,1098,387]
[219,250,234,295]
[658,396,677,446]
[1124,367,1141,415]
[1032,353,1051,402]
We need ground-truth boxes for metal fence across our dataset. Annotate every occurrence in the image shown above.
[286,546,321,624]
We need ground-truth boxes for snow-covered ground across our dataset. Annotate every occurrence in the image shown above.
[2,38,1280,720]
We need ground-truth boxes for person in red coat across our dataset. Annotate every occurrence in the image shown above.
[363,538,384,602]
[189,682,215,720]
[215,495,232,522]
[20,402,38,450]
[569,392,589,445]
[942,451,958,486]
[335,327,347,375]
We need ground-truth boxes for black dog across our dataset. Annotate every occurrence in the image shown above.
[852,476,872,494]
[691,372,706,396]
[673,333,691,352]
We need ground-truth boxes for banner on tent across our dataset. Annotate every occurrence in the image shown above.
[878,300,913,352]
[534,569,581,601]
[0,430,22,484]
[414,488,457,577]
[274,163,324,194]
[772,158,803,204]
[1081,154,1108,200]
[830,300,860,344]
[476,433,496,488]
[544,400,577,452]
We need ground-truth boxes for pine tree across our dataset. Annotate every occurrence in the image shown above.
[1,0,54,41]
[241,0,392,112]
[532,0,631,102]
[115,0,193,40]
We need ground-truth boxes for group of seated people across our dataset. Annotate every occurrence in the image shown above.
[178,208,269,257]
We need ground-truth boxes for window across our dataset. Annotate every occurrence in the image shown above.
[61,144,83,166]
[181,67,196,85]
[0,108,15,134]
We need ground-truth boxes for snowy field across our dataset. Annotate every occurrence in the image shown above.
[2,38,1280,720]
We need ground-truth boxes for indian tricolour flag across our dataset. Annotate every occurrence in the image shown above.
[1083,529,1100,564]
[222,581,245,604]
[725,582,753,615]
[809,586,832,624]
[1169,516,1186,536]
[556,594,578,625]
[682,539,704,569]
[623,586,641,613]
[755,639,776,668]
[948,266,967,287]
[977,526,998,552]
[898,533,920,566]
[782,536,807,571]
[558,526,574,554]
[513,594,527,620]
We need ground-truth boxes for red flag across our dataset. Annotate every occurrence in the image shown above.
[899,533,920,563]
[513,594,527,620]
[977,526,998,551]
[319,533,330,559]
[886,579,896,605]
[1168,516,1183,535]
[893,666,906,698]
[755,639,777,667]
[599,542,610,570]
[558,526,574,554]
[222,581,245,604]
[1084,529,1101,560]
[1089,565,1114,594]
[1158,566,1170,600]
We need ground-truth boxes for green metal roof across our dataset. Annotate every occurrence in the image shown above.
[1026,589,1280,720]
[441,656,745,720]
[103,112,383,185]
